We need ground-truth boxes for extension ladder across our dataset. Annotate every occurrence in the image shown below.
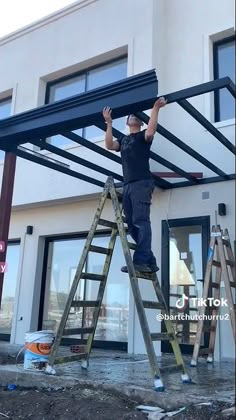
[45,176,191,391]
[191,225,236,366]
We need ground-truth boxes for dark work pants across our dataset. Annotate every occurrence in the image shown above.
[122,179,157,266]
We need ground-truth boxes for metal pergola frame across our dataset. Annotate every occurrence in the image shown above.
[0,69,235,306]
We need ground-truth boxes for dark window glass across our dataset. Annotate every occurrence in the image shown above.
[214,36,235,122]
[0,98,12,160]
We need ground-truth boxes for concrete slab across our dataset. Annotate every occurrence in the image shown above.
[0,343,235,411]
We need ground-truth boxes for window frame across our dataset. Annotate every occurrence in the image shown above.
[44,55,128,145]
[213,35,235,122]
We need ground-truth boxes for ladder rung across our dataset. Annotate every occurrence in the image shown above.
[210,282,220,289]
[108,192,122,202]
[159,364,184,374]
[89,245,111,255]
[226,259,235,267]
[128,242,137,250]
[143,301,164,309]
[81,273,106,281]
[135,272,157,280]
[63,327,94,336]
[170,306,198,311]
[151,333,174,341]
[203,325,216,333]
[98,218,117,229]
[212,260,221,267]
[71,300,100,308]
[170,293,197,298]
[54,353,87,364]
[199,348,209,355]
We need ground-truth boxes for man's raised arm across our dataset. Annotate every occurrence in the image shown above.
[103,107,120,151]
[145,97,167,142]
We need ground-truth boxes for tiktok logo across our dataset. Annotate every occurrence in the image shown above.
[176,293,189,310]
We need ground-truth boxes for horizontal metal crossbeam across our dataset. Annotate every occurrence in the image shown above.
[14,146,105,188]
[178,99,236,155]
[136,112,228,178]
[32,139,123,182]
[0,70,158,149]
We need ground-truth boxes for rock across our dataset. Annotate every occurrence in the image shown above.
[221,406,236,418]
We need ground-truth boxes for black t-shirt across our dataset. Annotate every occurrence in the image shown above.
[117,130,152,184]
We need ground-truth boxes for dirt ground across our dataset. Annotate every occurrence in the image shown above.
[0,386,148,420]
[0,386,235,420]
[0,352,235,419]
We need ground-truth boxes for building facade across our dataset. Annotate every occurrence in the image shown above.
[0,0,235,360]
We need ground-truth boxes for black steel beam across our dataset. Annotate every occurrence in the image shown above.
[171,173,236,189]
[178,99,236,155]
[62,132,121,164]
[15,148,105,188]
[136,112,228,178]
[32,139,123,182]
[161,77,234,104]
[0,70,158,149]
[226,79,236,98]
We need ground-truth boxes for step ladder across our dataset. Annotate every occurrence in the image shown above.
[191,225,236,366]
[45,176,191,391]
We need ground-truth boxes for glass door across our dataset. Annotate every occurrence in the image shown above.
[161,216,210,353]
[0,242,20,340]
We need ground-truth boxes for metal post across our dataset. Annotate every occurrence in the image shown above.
[0,152,17,308]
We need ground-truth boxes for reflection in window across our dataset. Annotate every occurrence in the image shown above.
[46,57,127,146]
[0,97,12,160]
[214,36,235,122]
[43,235,129,343]
[169,226,203,346]
[0,243,20,335]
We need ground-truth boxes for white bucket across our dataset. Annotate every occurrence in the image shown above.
[24,330,54,370]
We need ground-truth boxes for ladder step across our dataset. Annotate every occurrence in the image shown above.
[226,259,235,267]
[89,245,111,255]
[151,333,174,341]
[170,305,199,311]
[54,353,87,364]
[98,218,117,229]
[128,242,137,250]
[63,327,94,336]
[210,282,220,289]
[71,300,100,308]
[203,325,216,333]
[81,273,106,281]
[212,260,221,267]
[143,301,164,309]
[199,348,210,355]
[108,192,122,202]
[135,272,157,281]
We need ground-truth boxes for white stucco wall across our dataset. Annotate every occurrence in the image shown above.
[0,0,235,359]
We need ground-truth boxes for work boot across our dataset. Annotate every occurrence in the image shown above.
[121,264,159,273]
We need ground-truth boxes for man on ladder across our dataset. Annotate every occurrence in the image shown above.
[103,97,167,273]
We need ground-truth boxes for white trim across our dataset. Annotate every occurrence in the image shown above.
[212,118,235,129]
[203,27,235,124]
[0,0,99,46]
